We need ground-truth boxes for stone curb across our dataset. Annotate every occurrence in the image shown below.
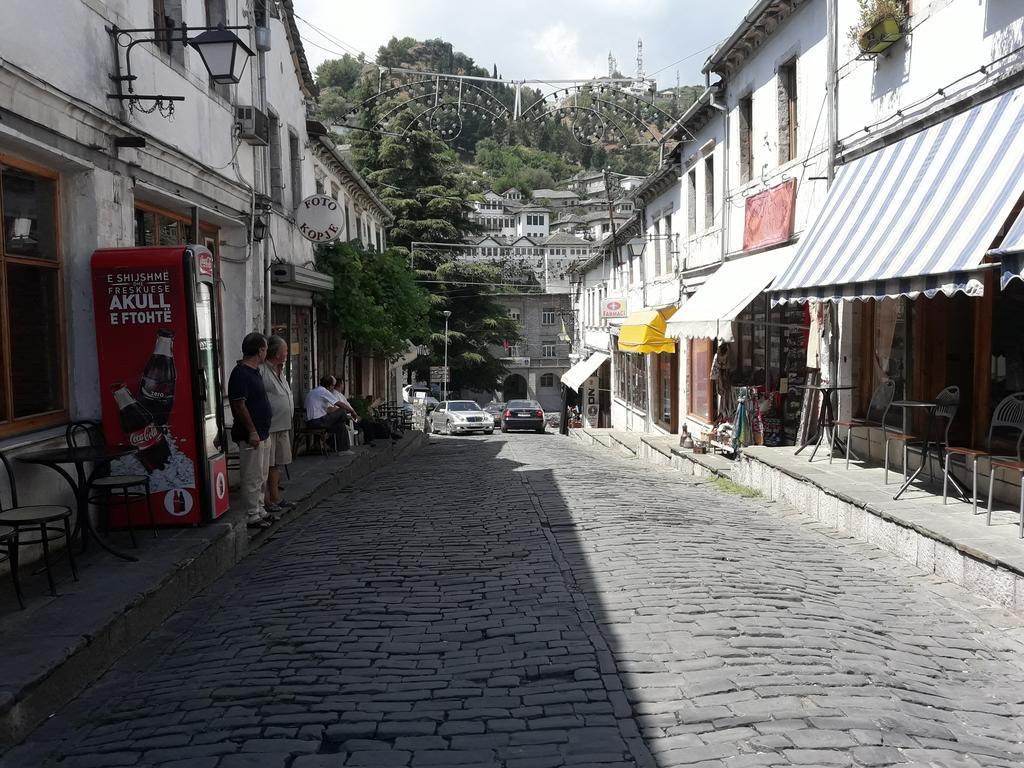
[0,432,427,752]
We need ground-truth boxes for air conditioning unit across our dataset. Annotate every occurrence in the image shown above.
[270,263,335,294]
[235,105,269,146]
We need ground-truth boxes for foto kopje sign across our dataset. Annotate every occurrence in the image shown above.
[296,194,344,243]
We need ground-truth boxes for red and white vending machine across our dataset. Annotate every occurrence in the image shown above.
[91,245,230,525]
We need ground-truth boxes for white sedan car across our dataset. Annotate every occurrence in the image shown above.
[427,400,495,435]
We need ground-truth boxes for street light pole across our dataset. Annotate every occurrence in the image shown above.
[442,310,452,401]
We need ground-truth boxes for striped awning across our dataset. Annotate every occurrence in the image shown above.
[771,87,1024,304]
[987,205,1024,288]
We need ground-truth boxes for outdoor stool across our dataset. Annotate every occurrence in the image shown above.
[943,447,985,514]
[0,506,76,597]
[945,393,1024,516]
[67,420,155,547]
[986,458,1024,537]
[88,475,155,548]
[836,379,894,471]
[0,525,23,609]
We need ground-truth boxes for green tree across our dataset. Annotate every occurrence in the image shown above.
[314,242,430,365]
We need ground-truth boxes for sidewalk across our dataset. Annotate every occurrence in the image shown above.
[571,427,1024,615]
[0,431,426,752]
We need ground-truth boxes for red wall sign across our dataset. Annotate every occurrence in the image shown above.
[743,178,796,252]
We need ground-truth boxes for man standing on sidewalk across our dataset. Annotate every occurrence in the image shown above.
[261,335,295,516]
[229,332,273,530]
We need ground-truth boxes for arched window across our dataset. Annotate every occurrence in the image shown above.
[540,374,555,387]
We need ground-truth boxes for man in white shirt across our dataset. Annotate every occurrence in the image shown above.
[304,375,354,454]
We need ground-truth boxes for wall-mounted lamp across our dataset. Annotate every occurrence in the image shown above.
[107,22,254,111]
[250,212,269,243]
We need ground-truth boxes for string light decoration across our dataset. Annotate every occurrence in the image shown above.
[339,69,688,149]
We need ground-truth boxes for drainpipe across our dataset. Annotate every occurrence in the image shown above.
[258,41,271,335]
[708,83,729,263]
[826,0,839,187]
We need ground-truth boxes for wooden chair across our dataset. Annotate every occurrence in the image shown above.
[291,409,329,456]
[67,421,155,548]
[0,450,76,598]
[833,379,895,470]
[944,392,1024,515]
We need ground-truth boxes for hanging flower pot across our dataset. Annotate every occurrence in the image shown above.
[858,15,905,54]
[849,0,908,57]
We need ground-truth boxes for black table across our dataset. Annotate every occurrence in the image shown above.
[793,384,855,462]
[18,446,139,562]
[889,400,968,502]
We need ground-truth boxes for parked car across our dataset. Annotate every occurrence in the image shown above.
[427,400,495,435]
[501,399,546,433]
[483,401,506,421]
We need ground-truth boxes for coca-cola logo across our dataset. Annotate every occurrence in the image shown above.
[129,424,162,450]
[198,252,214,277]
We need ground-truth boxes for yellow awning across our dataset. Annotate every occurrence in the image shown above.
[617,307,677,353]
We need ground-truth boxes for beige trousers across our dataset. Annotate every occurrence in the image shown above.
[237,439,271,522]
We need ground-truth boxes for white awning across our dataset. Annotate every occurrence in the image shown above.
[561,352,610,392]
[771,87,1024,303]
[666,246,796,342]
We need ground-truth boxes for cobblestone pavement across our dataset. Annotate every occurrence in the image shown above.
[6,434,1024,768]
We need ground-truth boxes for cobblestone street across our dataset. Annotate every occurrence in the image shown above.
[6,434,1024,768]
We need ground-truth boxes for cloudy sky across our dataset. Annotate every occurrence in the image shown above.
[292,0,757,90]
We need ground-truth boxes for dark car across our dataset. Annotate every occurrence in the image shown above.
[501,399,546,433]
[483,402,505,422]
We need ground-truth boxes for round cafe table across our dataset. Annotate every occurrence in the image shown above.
[793,384,855,462]
[17,445,139,562]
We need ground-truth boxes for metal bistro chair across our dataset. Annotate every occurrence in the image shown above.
[0,449,75,599]
[67,420,155,548]
[944,392,1024,515]
[833,379,895,470]
[885,386,960,486]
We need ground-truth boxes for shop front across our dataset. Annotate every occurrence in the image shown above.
[270,264,334,405]
[770,86,1024,499]
[561,351,611,428]
[668,246,809,452]
[614,308,677,433]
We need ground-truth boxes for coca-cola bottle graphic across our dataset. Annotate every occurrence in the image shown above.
[112,383,171,471]
[173,490,186,515]
[139,330,176,426]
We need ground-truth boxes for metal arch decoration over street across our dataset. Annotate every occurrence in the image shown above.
[338,68,692,148]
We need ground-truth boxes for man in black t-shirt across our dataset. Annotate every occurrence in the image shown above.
[228,332,272,529]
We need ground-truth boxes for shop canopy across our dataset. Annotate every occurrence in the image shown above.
[665,246,796,342]
[771,86,1024,304]
[561,352,610,392]
[617,307,677,353]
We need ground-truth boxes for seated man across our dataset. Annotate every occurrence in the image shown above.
[356,396,405,446]
[304,375,354,455]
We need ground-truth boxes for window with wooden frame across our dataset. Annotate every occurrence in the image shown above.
[0,157,67,433]
[738,95,754,184]
[687,169,697,235]
[268,110,284,205]
[704,155,715,229]
[652,219,662,277]
[688,338,714,422]
[778,59,798,164]
[288,128,302,212]
[152,0,183,58]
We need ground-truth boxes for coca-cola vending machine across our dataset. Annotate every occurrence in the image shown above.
[91,245,230,525]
